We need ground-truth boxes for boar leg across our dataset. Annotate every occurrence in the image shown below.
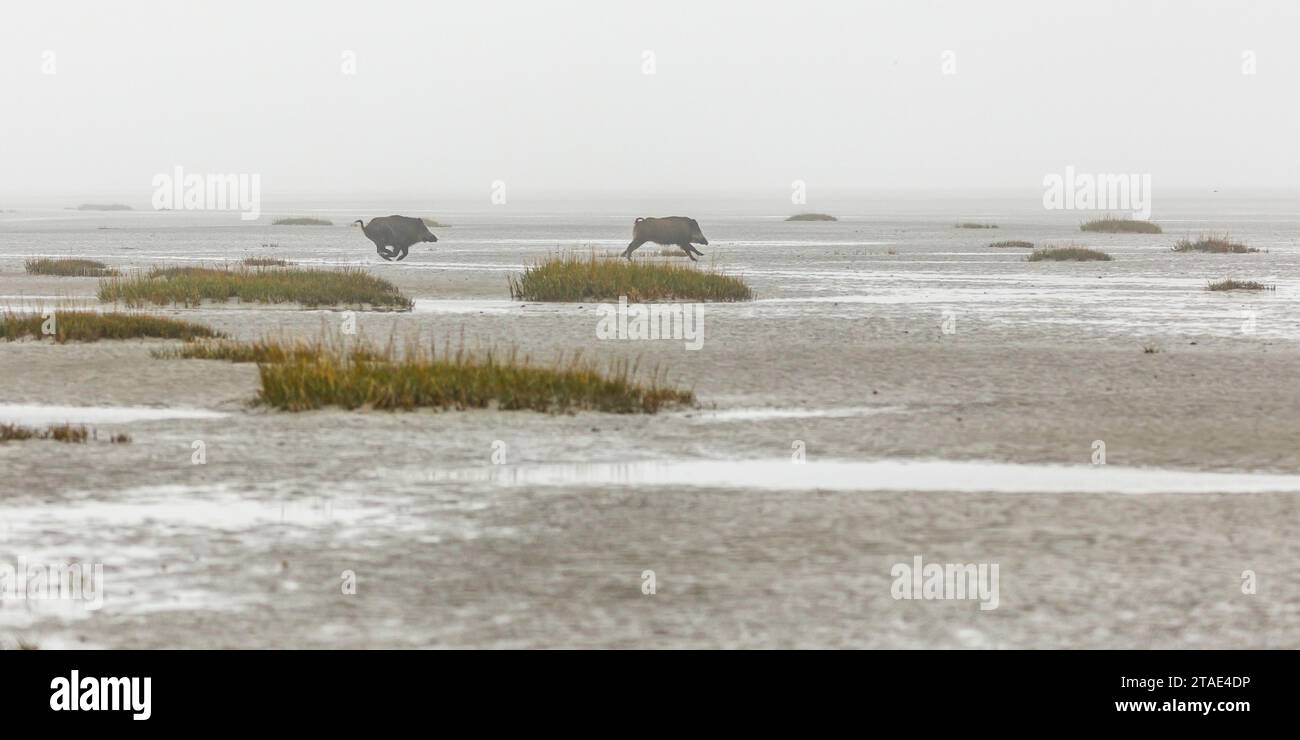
[622,239,647,260]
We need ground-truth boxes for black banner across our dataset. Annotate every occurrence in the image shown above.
[1,649,1282,727]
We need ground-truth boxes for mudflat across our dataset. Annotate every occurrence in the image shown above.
[2,241,1297,647]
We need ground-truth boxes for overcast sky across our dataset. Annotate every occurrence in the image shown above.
[1,0,1297,206]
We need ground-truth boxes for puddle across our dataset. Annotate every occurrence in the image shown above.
[412,299,523,314]
[680,406,906,422]
[0,404,227,425]
[428,458,1300,494]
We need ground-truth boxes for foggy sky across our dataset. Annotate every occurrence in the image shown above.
[2,0,1297,206]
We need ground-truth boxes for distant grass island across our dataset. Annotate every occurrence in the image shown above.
[1079,217,1161,234]
[75,203,133,211]
[1028,246,1113,262]
[786,213,837,222]
[1173,236,1259,254]
[273,217,333,226]
[1207,279,1274,291]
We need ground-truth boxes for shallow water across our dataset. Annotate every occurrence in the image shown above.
[3,198,1296,342]
[424,458,1300,494]
[0,403,227,425]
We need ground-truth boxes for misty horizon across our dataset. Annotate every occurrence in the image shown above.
[3,0,1298,204]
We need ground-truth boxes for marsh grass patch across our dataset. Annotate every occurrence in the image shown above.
[956,222,998,229]
[1174,236,1259,254]
[508,253,752,302]
[1206,279,1274,291]
[786,213,837,221]
[988,240,1034,248]
[1,423,89,444]
[25,258,118,277]
[98,266,412,309]
[0,424,129,444]
[1,310,221,342]
[170,334,694,413]
[1027,246,1113,262]
[1080,217,1162,234]
[155,334,385,363]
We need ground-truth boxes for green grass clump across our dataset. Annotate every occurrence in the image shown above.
[956,222,998,229]
[1,310,221,343]
[242,257,291,267]
[508,253,752,302]
[25,258,118,277]
[988,240,1034,248]
[272,217,332,226]
[1027,246,1113,262]
[155,335,384,363]
[98,266,412,309]
[1080,217,1162,234]
[1206,279,1274,291]
[786,213,837,222]
[0,423,89,444]
[213,336,695,414]
[1173,236,1258,254]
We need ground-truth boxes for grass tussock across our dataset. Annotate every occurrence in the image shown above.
[1080,217,1162,234]
[1173,235,1259,254]
[956,222,998,229]
[272,217,332,226]
[189,335,695,413]
[1,310,221,343]
[242,257,291,267]
[0,423,89,444]
[25,258,118,277]
[657,248,693,257]
[508,253,752,302]
[97,266,412,309]
[1206,279,1275,292]
[988,240,1034,248]
[1027,246,1113,262]
[786,213,837,222]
